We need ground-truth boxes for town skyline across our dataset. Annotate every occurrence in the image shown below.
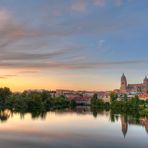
[1,72,148,92]
[2,73,148,92]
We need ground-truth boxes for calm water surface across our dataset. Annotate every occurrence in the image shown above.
[0,107,148,148]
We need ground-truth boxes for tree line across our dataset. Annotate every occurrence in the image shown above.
[0,87,76,112]
[1,87,148,117]
[90,92,148,118]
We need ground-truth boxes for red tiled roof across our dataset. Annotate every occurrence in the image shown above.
[138,94,148,98]
[66,96,90,101]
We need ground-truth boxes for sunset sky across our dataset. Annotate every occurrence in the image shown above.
[0,0,148,91]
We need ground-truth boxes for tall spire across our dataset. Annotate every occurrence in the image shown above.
[144,76,148,81]
[120,73,127,92]
[121,73,126,81]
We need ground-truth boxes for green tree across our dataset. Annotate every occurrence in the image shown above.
[91,94,98,106]
[131,95,140,108]
[124,94,128,101]
[0,87,12,106]
[70,100,77,108]
[110,92,118,102]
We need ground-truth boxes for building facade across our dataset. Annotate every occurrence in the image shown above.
[120,73,148,93]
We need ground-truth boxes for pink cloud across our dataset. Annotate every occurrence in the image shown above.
[52,9,62,17]
[93,0,106,7]
[93,0,131,7]
[70,0,87,12]
[0,9,12,28]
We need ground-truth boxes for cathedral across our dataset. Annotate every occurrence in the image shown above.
[120,73,148,93]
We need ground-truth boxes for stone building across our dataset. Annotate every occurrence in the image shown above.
[120,73,128,93]
[120,73,148,93]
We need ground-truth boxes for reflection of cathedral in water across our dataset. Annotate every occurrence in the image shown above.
[139,119,148,134]
[145,124,148,134]
[120,115,148,137]
[121,116,128,138]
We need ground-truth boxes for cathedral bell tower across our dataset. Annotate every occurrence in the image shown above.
[143,76,148,93]
[120,73,127,92]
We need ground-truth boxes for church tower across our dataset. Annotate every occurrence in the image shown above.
[120,73,127,93]
[143,76,148,93]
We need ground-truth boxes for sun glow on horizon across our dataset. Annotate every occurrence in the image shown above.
[0,0,147,92]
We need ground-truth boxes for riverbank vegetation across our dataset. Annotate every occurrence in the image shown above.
[0,87,148,118]
[0,87,76,112]
[91,92,148,118]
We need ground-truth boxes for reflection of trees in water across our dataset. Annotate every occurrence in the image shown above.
[20,112,25,120]
[91,107,109,118]
[91,108,148,137]
[31,111,47,119]
[109,111,148,137]
[16,110,48,120]
[18,111,47,120]
[91,108,98,118]
[0,109,48,122]
[110,112,116,122]
[1,107,148,137]
[0,109,11,122]
[75,106,90,114]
